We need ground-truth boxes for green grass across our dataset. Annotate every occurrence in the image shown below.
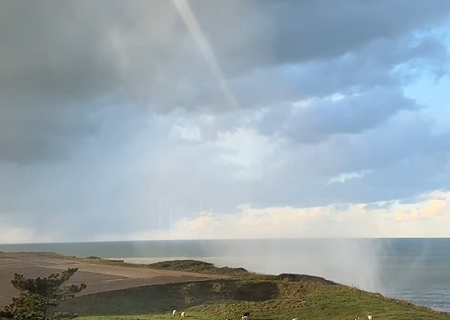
[145,260,250,277]
[61,274,450,320]
[3,254,448,320]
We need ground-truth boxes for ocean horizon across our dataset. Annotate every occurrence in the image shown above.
[1,238,449,312]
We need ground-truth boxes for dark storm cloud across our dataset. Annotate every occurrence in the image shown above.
[257,87,420,144]
[1,0,450,164]
[1,0,450,241]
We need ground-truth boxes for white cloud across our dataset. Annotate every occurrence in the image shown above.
[0,217,54,244]
[215,128,282,180]
[116,190,450,240]
[327,170,373,185]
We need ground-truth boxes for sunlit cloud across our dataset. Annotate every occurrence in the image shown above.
[94,190,450,242]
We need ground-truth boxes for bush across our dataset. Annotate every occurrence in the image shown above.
[0,268,86,320]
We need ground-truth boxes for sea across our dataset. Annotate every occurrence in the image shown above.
[0,238,449,312]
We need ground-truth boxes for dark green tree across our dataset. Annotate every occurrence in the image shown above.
[0,268,86,320]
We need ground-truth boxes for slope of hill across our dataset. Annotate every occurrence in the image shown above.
[56,259,450,320]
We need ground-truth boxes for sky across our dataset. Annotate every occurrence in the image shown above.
[1,0,450,243]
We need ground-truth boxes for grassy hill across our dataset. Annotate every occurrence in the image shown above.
[146,259,250,277]
[56,259,450,320]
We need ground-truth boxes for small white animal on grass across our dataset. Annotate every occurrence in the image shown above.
[172,310,176,316]
[181,311,186,318]
[241,316,248,320]
[367,316,373,320]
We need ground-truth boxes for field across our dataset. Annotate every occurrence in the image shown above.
[1,252,450,320]
[0,252,221,308]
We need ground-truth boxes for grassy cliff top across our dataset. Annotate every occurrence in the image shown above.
[54,258,450,320]
[1,253,448,320]
[63,277,450,320]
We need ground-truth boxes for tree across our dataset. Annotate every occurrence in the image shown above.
[0,268,86,320]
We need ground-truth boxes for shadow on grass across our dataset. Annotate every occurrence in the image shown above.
[60,280,279,317]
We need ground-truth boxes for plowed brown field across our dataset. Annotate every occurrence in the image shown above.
[0,253,222,307]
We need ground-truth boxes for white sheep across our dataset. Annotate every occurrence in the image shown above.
[367,316,373,320]
[181,311,186,318]
[172,310,176,316]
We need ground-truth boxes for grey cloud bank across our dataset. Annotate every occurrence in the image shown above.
[1,0,450,241]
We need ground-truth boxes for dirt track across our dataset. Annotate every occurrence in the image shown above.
[0,254,222,307]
